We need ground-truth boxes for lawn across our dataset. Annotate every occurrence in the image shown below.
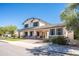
[6,38,24,41]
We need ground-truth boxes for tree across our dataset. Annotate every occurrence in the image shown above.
[60,3,79,39]
[0,25,17,38]
[0,27,4,36]
[6,25,17,37]
[0,26,8,35]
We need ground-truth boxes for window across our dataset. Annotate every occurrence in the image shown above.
[50,29,55,35]
[56,28,63,35]
[33,22,39,27]
[30,31,33,36]
[25,32,28,36]
[24,24,28,28]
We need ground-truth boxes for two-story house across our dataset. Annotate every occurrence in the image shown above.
[19,18,74,40]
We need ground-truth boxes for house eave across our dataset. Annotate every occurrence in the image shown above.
[22,24,65,31]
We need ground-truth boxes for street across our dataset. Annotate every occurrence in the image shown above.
[0,41,33,56]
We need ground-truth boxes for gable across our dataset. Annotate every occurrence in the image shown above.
[23,18,50,26]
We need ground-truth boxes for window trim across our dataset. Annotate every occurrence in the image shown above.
[24,24,28,28]
[56,28,63,35]
[33,22,39,27]
[50,29,55,35]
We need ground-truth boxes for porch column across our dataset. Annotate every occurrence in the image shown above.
[55,28,57,35]
[20,31,24,38]
[33,30,37,39]
[28,31,30,36]
[34,30,37,36]
[47,29,50,38]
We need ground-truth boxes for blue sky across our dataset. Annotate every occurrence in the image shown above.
[0,3,67,29]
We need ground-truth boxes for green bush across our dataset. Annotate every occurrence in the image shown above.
[74,32,79,40]
[51,36,68,45]
[43,38,50,42]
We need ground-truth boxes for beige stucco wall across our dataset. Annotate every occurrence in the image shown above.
[20,26,74,40]
[39,22,46,26]
[19,31,25,38]
[48,27,74,40]
[68,31,74,39]
[24,19,47,28]
[23,18,74,40]
[63,27,74,40]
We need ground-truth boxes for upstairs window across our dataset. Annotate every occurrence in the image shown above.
[33,22,39,27]
[56,28,63,35]
[24,24,28,28]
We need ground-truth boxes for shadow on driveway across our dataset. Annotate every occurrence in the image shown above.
[25,44,73,56]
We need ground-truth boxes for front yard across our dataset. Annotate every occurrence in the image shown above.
[0,36,24,41]
[6,38,24,41]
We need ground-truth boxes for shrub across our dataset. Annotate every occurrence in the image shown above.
[51,36,68,45]
[43,38,50,42]
[74,32,79,40]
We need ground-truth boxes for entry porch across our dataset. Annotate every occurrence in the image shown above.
[24,29,49,39]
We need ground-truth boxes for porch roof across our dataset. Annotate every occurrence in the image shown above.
[21,24,65,31]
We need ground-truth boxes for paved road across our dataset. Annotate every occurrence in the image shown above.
[0,41,33,56]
